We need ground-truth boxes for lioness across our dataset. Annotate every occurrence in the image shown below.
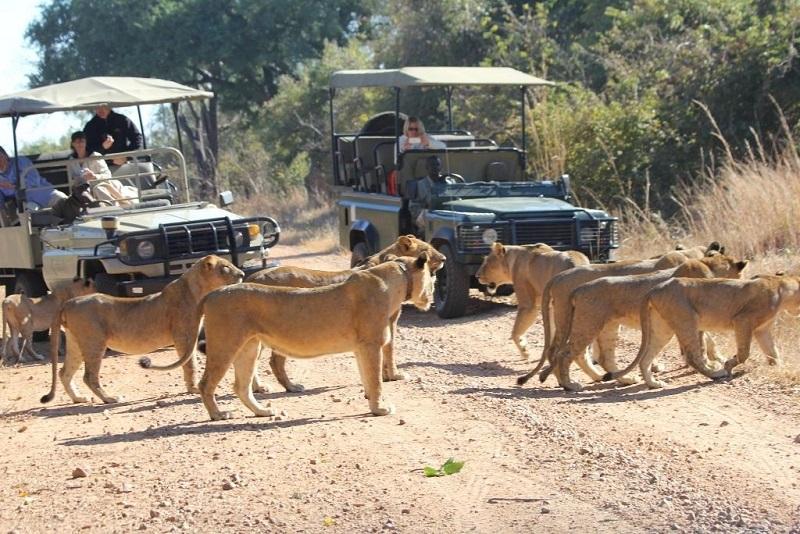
[606,274,800,388]
[476,242,589,361]
[236,235,444,392]
[40,255,243,405]
[2,278,95,363]
[543,254,746,391]
[650,241,724,260]
[149,254,435,421]
[527,250,695,383]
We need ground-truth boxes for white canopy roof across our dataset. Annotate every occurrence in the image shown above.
[330,67,553,89]
[0,76,214,118]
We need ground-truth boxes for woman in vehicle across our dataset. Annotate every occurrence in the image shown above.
[398,117,446,153]
[67,131,138,207]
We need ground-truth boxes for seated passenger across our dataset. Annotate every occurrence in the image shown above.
[0,145,67,209]
[67,132,138,207]
[398,117,446,153]
[84,105,143,167]
[411,155,458,230]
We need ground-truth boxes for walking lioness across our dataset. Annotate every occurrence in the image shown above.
[152,253,435,421]
[541,254,746,391]
[236,235,444,391]
[606,274,800,388]
[40,255,243,405]
[476,242,590,361]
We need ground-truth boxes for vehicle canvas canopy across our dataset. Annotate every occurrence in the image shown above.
[328,67,554,196]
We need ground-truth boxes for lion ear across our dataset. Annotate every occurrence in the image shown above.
[735,260,748,272]
[384,253,399,261]
[415,251,429,269]
[492,242,505,255]
[398,235,413,251]
[707,241,722,252]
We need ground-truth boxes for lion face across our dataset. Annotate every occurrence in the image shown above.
[391,235,445,272]
[196,255,245,292]
[407,252,436,311]
[476,242,511,295]
[67,277,96,299]
[702,254,748,279]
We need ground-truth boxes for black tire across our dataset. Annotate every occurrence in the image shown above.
[350,242,370,268]
[434,243,470,318]
[14,270,49,341]
[14,270,48,298]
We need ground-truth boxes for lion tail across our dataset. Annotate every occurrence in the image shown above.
[40,305,65,403]
[1,308,9,361]
[139,299,207,371]
[604,294,653,382]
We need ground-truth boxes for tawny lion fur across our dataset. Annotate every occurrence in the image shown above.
[546,254,747,391]
[238,235,444,393]
[2,278,95,363]
[476,242,589,361]
[40,255,243,405]
[151,254,435,421]
[607,274,800,388]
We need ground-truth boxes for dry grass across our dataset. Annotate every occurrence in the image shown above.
[234,188,341,253]
[615,136,800,383]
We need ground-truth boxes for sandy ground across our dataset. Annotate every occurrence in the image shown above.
[1,244,800,533]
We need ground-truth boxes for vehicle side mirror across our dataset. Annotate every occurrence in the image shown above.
[218,190,234,207]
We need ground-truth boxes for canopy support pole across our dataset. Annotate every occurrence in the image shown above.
[520,86,527,170]
[394,87,401,165]
[137,106,147,149]
[171,103,185,156]
[11,114,23,212]
[329,88,338,184]
[446,86,453,131]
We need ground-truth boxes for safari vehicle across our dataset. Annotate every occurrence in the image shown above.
[0,77,279,299]
[329,67,618,318]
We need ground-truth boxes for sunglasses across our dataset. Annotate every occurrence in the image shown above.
[408,127,419,132]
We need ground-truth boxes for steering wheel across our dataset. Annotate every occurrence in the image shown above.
[444,172,466,183]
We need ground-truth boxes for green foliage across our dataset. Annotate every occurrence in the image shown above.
[423,458,465,477]
[20,134,71,155]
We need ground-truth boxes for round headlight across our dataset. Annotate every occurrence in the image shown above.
[481,228,499,245]
[234,230,244,247]
[136,240,156,259]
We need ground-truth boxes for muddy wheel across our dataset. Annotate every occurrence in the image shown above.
[434,243,470,318]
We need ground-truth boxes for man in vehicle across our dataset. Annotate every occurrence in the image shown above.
[412,155,458,230]
[83,105,143,166]
[0,145,67,212]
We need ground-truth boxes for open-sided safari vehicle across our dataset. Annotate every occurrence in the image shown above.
[329,67,618,318]
[0,77,279,298]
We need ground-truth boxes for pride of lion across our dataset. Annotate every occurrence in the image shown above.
[1,230,792,422]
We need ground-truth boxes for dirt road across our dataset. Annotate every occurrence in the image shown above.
[1,244,799,533]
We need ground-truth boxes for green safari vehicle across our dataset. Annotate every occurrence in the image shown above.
[328,67,618,318]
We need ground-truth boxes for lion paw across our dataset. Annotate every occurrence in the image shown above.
[615,375,638,386]
[251,384,271,394]
[562,381,584,392]
[72,396,90,404]
[210,410,236,421]
[646,379,667,389]
[253,407,276,417]
[723,358,738,374]
[285,382,305,393]
[186,385,201,394]
[383,371,408,382]
[101,396,122,404]
[649,362,665,373]
[371,403,395,416]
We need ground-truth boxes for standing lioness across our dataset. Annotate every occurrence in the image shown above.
[153,253,435,421]
[476,242,589,361]
[40,255,243,405]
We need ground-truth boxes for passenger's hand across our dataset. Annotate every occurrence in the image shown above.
[102,135,114,150]
[420,134,430,148]
[81,168,96,180]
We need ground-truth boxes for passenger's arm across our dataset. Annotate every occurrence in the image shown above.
[125,116,143,150]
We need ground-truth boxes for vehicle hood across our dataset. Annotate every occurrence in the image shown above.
[441,197,577,215]
[76,204,240,234]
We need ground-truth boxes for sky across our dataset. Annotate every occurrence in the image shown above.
[0,0,157,153]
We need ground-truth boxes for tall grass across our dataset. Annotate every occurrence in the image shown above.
[616,122,800,382]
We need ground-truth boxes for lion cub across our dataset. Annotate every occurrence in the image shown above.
[40,255,243,405]
[2,278,95,363]
[476,242,589,361]
[607,274,800,388]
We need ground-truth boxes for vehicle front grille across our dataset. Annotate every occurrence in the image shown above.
[457,226,509,253]
[514,221,575,249]
[579,222,618,249]
[164,221,246,256]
